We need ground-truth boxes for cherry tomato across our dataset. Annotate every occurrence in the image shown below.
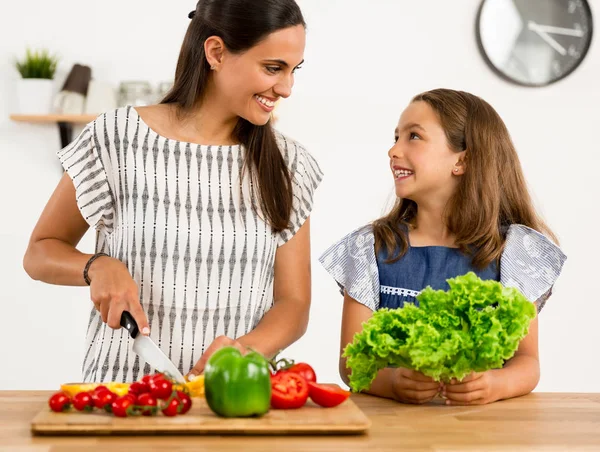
[270,372,309,409]
[111,395,135,417]
[308,382,350,408]
[129,380,150,396]
[149,377,173,400]
[161,397,180,417]
[91,386,110,408]
[122,393,138,404]
[142,373,164,385]
[72,392,94,412]
[278,362,317,383]
[136,393,158,416]
[48,392,71,412]
[93,389,117,411]
[176,390,192,415]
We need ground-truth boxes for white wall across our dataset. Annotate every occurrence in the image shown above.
[1,0,598,392]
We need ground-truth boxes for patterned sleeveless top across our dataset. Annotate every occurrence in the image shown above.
[319,224,566,312]
[58,106,323,382]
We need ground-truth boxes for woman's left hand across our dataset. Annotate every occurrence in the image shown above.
[187,335,249,379]
[443,371,500,405]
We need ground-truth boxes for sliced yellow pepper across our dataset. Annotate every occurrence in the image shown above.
[60,376,204,398]
[184,374,205,397]
[60,382,131,397]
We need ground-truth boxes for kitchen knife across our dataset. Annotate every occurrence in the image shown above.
[120,311,186,383]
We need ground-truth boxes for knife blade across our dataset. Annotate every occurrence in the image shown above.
[120,312,186,383]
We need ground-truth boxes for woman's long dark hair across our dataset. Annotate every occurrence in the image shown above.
[162,0,305,231]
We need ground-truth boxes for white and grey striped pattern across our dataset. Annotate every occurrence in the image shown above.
[318,225,380,311]
[500,225,567,311]
[57,106,323,383]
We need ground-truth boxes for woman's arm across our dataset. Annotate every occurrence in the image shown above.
[23,172,150,332]
[237,217,313,358]
[340,293,440,403]
[23,173,93,285]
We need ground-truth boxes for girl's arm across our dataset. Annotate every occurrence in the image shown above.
[495,310,540,398]
[444,304,539,405]
[339,293,440,403]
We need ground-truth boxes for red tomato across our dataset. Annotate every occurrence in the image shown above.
[91,386,109,408]
[93,389,117,411]
[281,362,317,383]
[122,393,137,404]
[111,396,135,417]
[48,392,71,412]
[270,372,309,409]
[161,397,180,417]
[141,373,164,385]
[136,393,158,416]
[129,381,150,395]
[72,392,94,412]
[149,377,173,400]
[308,382,350,408]
[176,391,192,415]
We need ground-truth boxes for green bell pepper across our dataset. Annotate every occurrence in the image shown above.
[204,346,272,417]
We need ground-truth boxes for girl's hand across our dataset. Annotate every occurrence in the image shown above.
[443,371,499,405]
[187,336,248,379]
[87,255,150,335]
[391,368,442,404]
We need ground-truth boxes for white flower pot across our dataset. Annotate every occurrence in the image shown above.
[16,78,54,114]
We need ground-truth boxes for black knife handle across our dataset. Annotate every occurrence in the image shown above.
[120,311,139,338]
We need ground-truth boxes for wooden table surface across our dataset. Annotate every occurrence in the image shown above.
[1,391,599,451]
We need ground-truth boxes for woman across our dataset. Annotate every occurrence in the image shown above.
[23,0,322,383]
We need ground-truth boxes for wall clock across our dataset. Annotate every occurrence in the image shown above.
[476,0,593,86]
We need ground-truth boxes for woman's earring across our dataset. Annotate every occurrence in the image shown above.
[453,168,459,173]
[210,65,216,70]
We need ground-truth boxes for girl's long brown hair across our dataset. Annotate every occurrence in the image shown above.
[162,0,305,232]
[373,89,557,268]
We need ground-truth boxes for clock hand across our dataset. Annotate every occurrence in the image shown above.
[527,21,584,37]
[528,21,567,56]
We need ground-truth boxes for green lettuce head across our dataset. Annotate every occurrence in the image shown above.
[343,272,536,392]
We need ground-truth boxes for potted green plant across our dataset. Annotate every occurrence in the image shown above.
[14,48,59,114]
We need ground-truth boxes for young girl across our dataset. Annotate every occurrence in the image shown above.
[23,0,322,383]
[320,89,566,405]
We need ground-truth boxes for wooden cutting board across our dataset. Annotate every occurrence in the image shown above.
[31,397,371,436]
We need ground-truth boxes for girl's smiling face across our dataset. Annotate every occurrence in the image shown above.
[388,100,466,204]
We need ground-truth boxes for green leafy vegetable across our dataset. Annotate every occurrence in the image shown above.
[343,272,536,392]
